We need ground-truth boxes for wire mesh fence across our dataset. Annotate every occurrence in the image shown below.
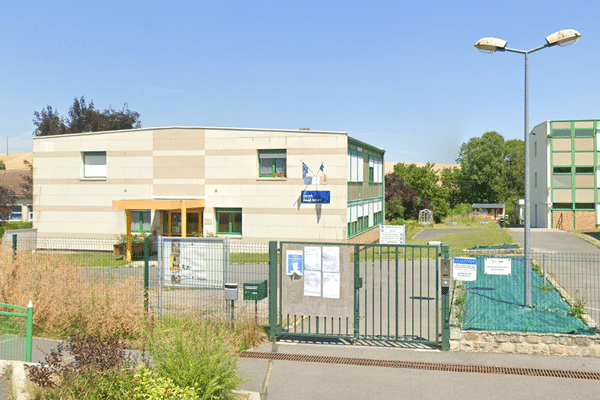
[0,235,271,341]
[448,248,600,335]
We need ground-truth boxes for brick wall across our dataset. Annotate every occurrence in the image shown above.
[553,210,574,230]
[575,211,596,231]
[348,226,379,244]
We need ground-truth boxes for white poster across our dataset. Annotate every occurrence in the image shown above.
[304,270,322,296]
[379,225,406,245]
[484,258,512,275]
[322,272,340,299]
[304,247,322,271]
[453,257,477,282]
[322,247,340,273]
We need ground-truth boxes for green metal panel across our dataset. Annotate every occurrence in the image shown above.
[271,241,443,347]
[0,301,33,362]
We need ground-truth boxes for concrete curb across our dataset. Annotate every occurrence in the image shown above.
[233,389,262,400]
[0,360,36,400]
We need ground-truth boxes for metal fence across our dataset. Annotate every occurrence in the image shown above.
[0,235,270,333]
[0,302,33,362]
[449,248,600,335]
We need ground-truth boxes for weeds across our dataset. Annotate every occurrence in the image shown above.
[538,284,552,293]
[453,286,469,326]
[146,316,248,400]
[569,298,587,320]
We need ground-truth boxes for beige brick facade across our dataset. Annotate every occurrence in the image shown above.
[33,127,384,245]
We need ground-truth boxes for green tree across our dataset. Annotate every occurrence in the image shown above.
[33,96,141,136]
[503,138,525,199]
[455,131,524,211]
[392,162,451,222]
[457,131,509,203]
[385,172,428,220]
[0,160,5,170]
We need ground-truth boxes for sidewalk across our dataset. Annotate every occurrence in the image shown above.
[9,337,600,399]
[237,340,600,400]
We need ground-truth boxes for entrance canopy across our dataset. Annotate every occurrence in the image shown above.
[112,199,205,260]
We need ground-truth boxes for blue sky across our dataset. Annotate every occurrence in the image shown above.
[0,1,596,164]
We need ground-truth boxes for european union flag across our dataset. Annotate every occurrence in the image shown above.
[302,162,308,179]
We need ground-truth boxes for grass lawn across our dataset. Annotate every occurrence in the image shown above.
[59,251,132,267]
[407,220,517,256]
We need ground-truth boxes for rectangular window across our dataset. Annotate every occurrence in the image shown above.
[552,203,572,209]
[534,172,537,188]
[576,166,594,174]
[575,129,594,137]
[553,167,571,174]
[131,211,152,233]
[552,129,571,137]
[216,208,242,235]
[28,206,33,222]
[83,151,107,178]
[9,206,22,221]
[575,203,595,210]
[258,150,286,178]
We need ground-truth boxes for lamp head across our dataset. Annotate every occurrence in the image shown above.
[474,37,508,54]
[545,29,581,47]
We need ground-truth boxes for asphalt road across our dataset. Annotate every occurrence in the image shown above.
[508,228,600,254]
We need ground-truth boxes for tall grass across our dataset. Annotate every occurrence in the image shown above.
[0,246,146,339]
[145,315,264,400]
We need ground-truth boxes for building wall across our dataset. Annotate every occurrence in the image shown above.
[202,127,350,242]
[544,120,599,231]
[530,122,550,228]
[33,127,384,243]
[33,129,155,239]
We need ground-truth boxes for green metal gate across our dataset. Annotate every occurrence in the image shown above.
[268,241,450,348]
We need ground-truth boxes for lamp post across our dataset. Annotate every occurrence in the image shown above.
[475,29,581,307]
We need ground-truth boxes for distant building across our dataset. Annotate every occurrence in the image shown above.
[531,120,599,230]
[0,169,32,223]
[471,203,505,221]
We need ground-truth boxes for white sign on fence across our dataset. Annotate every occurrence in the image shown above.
[484,258,512,275]
[379,225,405,245]
[453,257,477,281]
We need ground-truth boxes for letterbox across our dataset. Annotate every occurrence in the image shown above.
[224,283,238,301]
[243,280,268,301]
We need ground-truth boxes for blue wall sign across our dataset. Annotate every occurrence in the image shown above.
[301,190,331,204]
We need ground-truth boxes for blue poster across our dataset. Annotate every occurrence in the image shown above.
[286,250,304,276]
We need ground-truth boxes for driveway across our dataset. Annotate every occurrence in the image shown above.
[507,228,600,254]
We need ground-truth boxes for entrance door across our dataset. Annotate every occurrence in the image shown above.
[162,210,203,236]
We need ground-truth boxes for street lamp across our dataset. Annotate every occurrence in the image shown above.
[475,29,581,307]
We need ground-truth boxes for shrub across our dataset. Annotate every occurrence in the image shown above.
[129,366,198,399]
[146,316,243,400]
[28,333,136,399]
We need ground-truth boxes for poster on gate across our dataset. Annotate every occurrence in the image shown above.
[452,257,477,281]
